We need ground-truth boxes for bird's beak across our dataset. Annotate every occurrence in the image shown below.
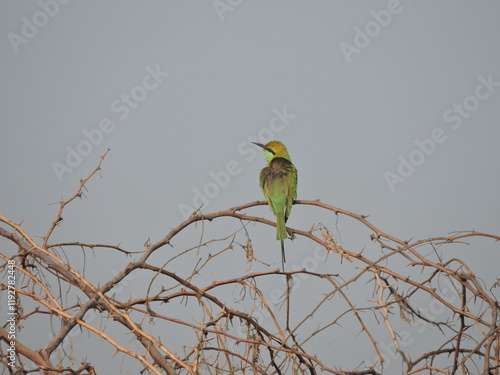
[252,142,265,149]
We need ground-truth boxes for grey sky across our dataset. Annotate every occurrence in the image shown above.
[1,1,499,374]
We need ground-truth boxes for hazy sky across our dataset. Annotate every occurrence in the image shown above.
[1,1,499,374]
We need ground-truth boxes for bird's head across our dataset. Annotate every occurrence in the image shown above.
[252,140,292,162]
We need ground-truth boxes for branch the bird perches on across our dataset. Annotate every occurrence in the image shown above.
[1,151,499,375]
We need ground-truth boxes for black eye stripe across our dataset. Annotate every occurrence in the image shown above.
[265,148,275,155]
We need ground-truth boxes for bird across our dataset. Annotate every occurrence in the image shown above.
[252,140,297,270]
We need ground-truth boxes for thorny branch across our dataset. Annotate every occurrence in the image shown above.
[0,152,499,375]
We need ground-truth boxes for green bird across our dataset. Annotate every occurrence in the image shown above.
[253,141,297,269]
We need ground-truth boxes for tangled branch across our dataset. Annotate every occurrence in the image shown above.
[0,152,499,374]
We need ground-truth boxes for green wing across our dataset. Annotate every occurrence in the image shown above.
[259,157,297,223]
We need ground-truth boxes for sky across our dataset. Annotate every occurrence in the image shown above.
[1,1,499,374]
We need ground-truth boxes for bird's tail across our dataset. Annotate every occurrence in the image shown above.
[277,211,287,270]
[280,239,285,271]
